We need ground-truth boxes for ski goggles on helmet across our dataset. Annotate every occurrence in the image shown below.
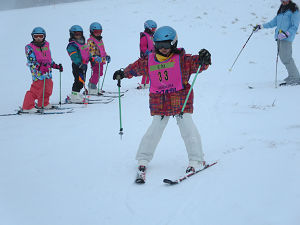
[93,29,102,35]
[154,41,172,49]
[33,34,44,39]
[280,0,289,2]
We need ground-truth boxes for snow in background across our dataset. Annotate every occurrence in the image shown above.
[0,0,300,225]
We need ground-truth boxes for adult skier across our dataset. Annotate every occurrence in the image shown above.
[113,26,211,183]
[22,27,63,113]
[254,0,300,86]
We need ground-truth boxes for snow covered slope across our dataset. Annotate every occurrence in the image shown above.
[0,0,300,225]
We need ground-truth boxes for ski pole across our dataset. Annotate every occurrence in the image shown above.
[117,77,123,139]
[97,62,101,94]
[100,61,109,92]
[41,75,46,114]
[275,29,283,88]
[180,64,203,115]
[229,30,254,72]
[59,71,61,105]
[275,40,280,88]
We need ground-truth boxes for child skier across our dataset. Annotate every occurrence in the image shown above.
[22,27,63,113]
[113,26,211,183]
[87,22,111,95]
[66,25,102,103]
[137,20,157,89]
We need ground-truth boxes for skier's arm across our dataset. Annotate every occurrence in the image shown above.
[140,34,148,58]
[67,44,82,65]
[124,58,148,78]
[287,11,300,36]
[184,54,209,75]
[25,45,39,68]
[263,15,278,28]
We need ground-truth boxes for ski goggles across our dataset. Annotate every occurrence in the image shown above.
[151,27,157,32]
[33,34,44,39]
[93,29,102,35]
[280,0,289,2]
[74,31,83,36]
[154,41,172,49]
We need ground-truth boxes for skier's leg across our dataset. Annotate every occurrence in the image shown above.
[72,63,83,92]
[42,79,53,107]
[278,40,300,84]
[22,81,39,110]
[136,115,170,166]
[176,113,205,164]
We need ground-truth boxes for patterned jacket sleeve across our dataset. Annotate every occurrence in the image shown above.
[182,52,209,78]
[124,57,148,78]
[25,45,39,69]
[67,43,82,65]
[88,39,98,56]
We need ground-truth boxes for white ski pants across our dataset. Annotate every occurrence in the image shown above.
[136,113,204,165]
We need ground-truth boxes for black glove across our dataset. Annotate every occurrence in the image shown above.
[113,69,125,80]
[253,24,262,32]
[79,63,87,73]
[199,49,211,65]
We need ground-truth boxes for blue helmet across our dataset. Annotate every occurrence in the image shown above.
[90,22,102,33]
[69,25,83,33]
[31,27,46,37]
[153,26,177,42]
[144,20,157,30]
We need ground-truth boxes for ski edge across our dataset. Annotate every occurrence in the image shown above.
[163,161,218,185]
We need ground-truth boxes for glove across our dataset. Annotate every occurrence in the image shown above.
[53,63,63,72]
[79,63,87,73]
[199,49,211,65]
[113,69,125,80]
[106,55,111,63]
[278,31,289,40]
[253,24,262,32]
[93,56,102,63]
[39,64,49,75]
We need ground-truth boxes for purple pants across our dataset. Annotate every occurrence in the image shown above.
[89,62,104,85]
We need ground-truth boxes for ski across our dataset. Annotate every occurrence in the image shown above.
[64,96,114,104]
[163,162,218,185]
[86,98,114,103]
[0,108,73,117]
[88,93,124,98]
[100,89,128,94]
[36,105,73,111]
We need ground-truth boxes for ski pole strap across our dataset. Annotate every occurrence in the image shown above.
[181,64,202,114]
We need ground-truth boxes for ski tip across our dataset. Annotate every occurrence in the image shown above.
[163,179,178,185]
[135,178,145,184]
